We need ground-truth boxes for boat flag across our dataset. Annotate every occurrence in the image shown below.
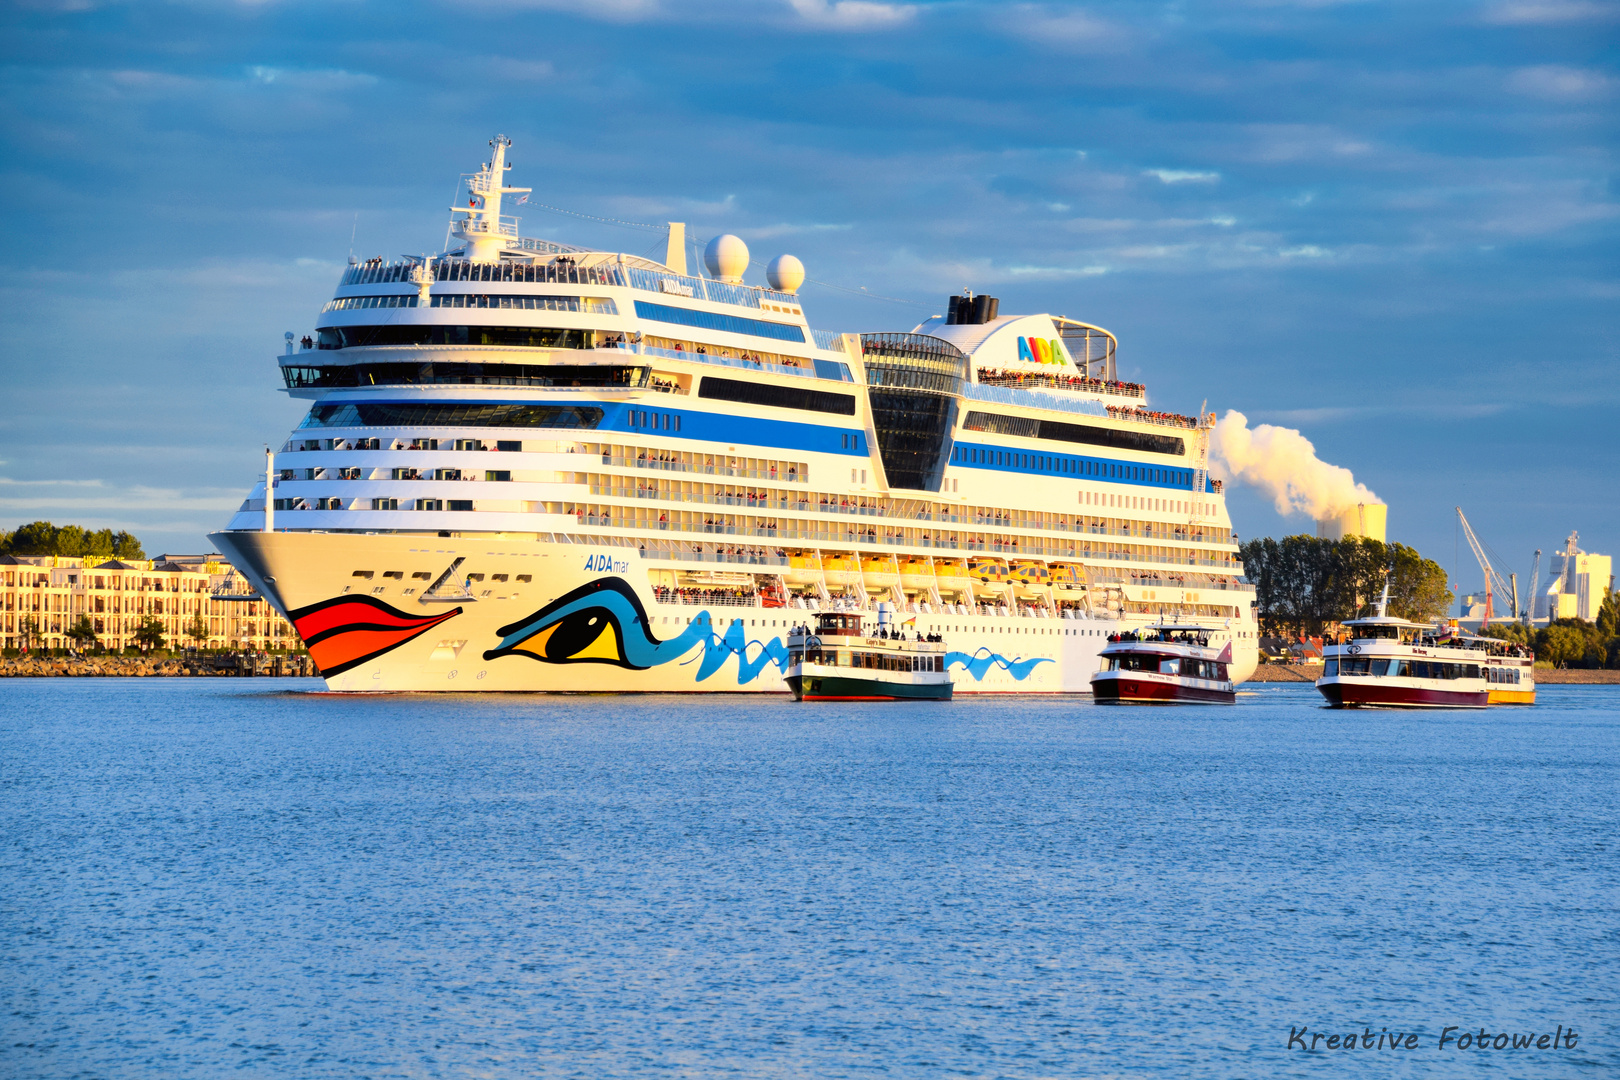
[517,194,528,204]
[1217,640,1233,664]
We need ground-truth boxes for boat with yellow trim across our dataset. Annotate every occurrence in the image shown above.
[786,608,952,701]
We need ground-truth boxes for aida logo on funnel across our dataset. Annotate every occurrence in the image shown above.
[1017,337,1068,366]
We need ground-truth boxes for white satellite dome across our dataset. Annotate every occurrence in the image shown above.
[766,254,805,295]
[704,233,749,284]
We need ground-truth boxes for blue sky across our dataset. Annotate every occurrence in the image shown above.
[1,0,1614,598]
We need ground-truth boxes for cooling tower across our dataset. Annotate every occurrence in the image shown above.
[1315,502,1387,543]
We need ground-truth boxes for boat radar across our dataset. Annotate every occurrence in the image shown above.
[767,253,805,294]
[704,234,749,284]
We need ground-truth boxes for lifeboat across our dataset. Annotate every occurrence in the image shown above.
[784,551,823,585]
[968,556,1007,584]
[1010,560,1050,587]
[1050,562,1084,589]
[899,557,935,590]
[821,553,862,587]
[861,554,899,588]
[932,558,973,596]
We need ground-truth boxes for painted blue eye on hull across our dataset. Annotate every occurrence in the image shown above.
[485,577,707,668]
[484,576,789,682]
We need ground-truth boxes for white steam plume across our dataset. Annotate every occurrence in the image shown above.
[1209,410,1380,519]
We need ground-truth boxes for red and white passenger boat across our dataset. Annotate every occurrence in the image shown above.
[1091,622,1235,704]
[1316,587,1488,709]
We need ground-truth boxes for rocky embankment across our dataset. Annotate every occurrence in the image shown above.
[1245,664,1316,683]
[1244,663,1619,685]
[1,654,315,678]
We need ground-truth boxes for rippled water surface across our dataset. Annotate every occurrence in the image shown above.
[2,680,1617,1078]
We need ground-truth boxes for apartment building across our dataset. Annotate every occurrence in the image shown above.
[0,553,295,653]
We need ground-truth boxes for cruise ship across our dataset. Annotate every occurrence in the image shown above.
[210,135,1260,693]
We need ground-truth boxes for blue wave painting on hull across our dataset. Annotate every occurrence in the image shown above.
[484,577,787,683]
[945,649,1052,681]
[685,616,790,683]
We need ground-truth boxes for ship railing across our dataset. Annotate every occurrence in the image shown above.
[1103,406,1201,430]
[975,372,1146,398]
[631,344,820,379]
[962,383,1111,418]
[652,591,762,608]
[456,216,519,239]
[620,266,799,310]
[605,456,806,483]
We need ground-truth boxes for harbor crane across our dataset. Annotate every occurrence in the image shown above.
[1525,549,1540,627]
[1456,507,1515,629]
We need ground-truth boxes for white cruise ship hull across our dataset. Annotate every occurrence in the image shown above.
[211,531,1177,693]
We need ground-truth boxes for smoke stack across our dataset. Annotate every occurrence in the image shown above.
[1315,503,1388,542]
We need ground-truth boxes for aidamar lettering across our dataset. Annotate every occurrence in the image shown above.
[1286,1025,1579,1052]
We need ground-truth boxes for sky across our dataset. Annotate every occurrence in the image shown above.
[0,0,1614,600]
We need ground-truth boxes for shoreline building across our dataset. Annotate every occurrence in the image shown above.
[0,554,295,653]
[1545,532,1612,622]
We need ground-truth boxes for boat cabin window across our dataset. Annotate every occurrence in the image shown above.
[1352,625,1400,639]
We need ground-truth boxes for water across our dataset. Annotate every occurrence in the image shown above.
[2,681,1616,1079]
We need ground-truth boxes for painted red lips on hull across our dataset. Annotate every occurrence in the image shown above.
[289,595,462,677]
[1317,680,1488,709]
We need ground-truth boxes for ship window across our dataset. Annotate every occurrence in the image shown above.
[516,574,532,583]
[412,572,432,580]
[633,300,807,343]
[351,570,374,579]
[316,325,598,350]
[283,362,649,389]
[448,500,473,512]
[698,376,856,416]
[303,403,604,429]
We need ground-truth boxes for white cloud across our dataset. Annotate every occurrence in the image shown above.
[1507,64,1616,100]
[1144,169,1220,184]
[1003,4,1125,52]
[786,0,916,30]
[1484,1,1619,25]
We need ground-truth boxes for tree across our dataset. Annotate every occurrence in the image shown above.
[17,614,41,651]
[1387,542,1452,624]
[1240,534,1409,637]
[1536,623,1588,669]
[132,616,167,653]
[1598,588,1619,638]
[186,612,210,649]
[65,615,100,652]
[0,521,144,560]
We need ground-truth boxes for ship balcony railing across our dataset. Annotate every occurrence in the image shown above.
[975,372,1147,399]
[651,591,762,608]
[455,216,519,238]
[1103,406,1202,430]
[604,456,806,483]
[631,344,820,380]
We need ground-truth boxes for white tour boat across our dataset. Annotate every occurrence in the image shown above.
[786,608,952,701]
[1091,622,1235,704]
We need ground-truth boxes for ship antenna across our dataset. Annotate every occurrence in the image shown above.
[1375,568,1392,618]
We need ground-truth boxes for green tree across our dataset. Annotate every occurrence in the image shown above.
[1387,542,1452,624]
[132,616,167,653]
[1598,588,1619,638]
[17,614,41,651]
[65,614,100,652]
[1536,623,1588,668]
[0,521,144,560]
[185,612,210,649]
